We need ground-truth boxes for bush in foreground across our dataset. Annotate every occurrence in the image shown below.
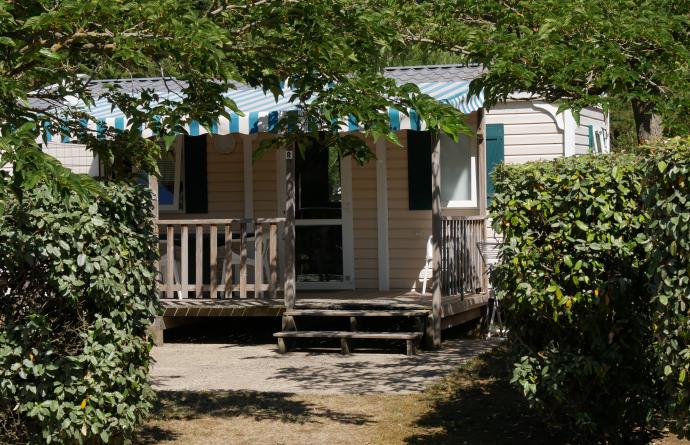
[492,137,690,440]
[0,173,159,444]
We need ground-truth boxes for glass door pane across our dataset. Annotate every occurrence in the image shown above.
[296,225,343,282]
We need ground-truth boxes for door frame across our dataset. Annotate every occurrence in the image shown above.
[277,149,355,291]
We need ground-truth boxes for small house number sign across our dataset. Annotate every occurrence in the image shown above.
[286,150,293,160]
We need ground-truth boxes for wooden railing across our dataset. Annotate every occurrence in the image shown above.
[440,216,486,296]
[157,218,285,299]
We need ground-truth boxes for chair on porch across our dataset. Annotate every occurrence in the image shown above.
[412,235,434,295]
[159,237,270,298]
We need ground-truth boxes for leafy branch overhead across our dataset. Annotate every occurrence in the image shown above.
[0,0,466,179]
[401,0,690,142]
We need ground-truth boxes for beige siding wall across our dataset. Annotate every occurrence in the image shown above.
[386,130,431,290]
[485,102,563,163]
[206,134,245,217]
[253,135,279,218]
[42,142,99,175]
[351,153,379,289]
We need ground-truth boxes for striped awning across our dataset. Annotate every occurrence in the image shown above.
[45,81,483,141]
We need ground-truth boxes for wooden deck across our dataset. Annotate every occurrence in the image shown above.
[159,290,489,329]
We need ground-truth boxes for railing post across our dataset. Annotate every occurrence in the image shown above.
[210,224,218,299]
[195,224,203,298]
[254,223,264,298]
[166,224,174,299]
[224,223,233,298]
[269,223,278,299]
[239,221,248,298]
[429,135,443,349]
[181,224,189,299]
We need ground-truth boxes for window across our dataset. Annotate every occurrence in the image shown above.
[158,137,184,212]
[440,133,478,208]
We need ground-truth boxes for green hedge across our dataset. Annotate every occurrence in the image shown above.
[644,137,690,436]
[491,137,690,439]
[0,175,160,444]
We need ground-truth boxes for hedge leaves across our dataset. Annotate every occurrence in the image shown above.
[492,136,690,439]
[0,173,159,444]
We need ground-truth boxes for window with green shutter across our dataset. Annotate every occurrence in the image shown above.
[485,123,504,204]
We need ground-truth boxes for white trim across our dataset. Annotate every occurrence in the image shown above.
[375,139,390,291]
[562,109,577,157]
[243,135,254,218]
[340,156,355,289]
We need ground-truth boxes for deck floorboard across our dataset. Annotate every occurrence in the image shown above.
[160,290,489,322]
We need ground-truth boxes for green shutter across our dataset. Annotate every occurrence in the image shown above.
[407,130,432,210]
[184,135,208,214]
[485,124,504,203]
[587,125,594,152]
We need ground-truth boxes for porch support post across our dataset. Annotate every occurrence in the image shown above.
[429,134,443,349]
[283,147,297,329]
[147,174,164,345]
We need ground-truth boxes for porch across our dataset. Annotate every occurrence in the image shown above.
[153,213,489,350]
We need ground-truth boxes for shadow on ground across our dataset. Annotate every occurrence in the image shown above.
[136,390,374,444]
[402,349,566,445]
[403,348,668,445]
[262,339,497,393]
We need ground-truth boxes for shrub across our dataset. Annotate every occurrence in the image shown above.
[490,152,656,438]
[0,173,160,444]
[492,137,690,439]
[644,137,690,436]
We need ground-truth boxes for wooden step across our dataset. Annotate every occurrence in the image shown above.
[284,309,430,317]
[273,330,422,355]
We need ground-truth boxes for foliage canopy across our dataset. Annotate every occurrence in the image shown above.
[0,0,465,180]
[404,0,690,142]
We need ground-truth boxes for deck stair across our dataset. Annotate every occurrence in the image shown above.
[274,305,430,355]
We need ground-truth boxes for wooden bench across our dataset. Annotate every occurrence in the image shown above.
[273,331,423,356]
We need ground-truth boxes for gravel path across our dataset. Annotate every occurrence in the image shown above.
[150,338,500,394]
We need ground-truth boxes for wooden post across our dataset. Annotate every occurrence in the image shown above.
[430,135,443,349]
[283,147,297,330]
[149,174,160,284]
[147,174,165,345]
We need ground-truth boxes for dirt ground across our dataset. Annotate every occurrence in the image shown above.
[138,351,690,445]
[137,319,690,445]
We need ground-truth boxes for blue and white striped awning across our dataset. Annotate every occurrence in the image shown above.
[44,81,483,141]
